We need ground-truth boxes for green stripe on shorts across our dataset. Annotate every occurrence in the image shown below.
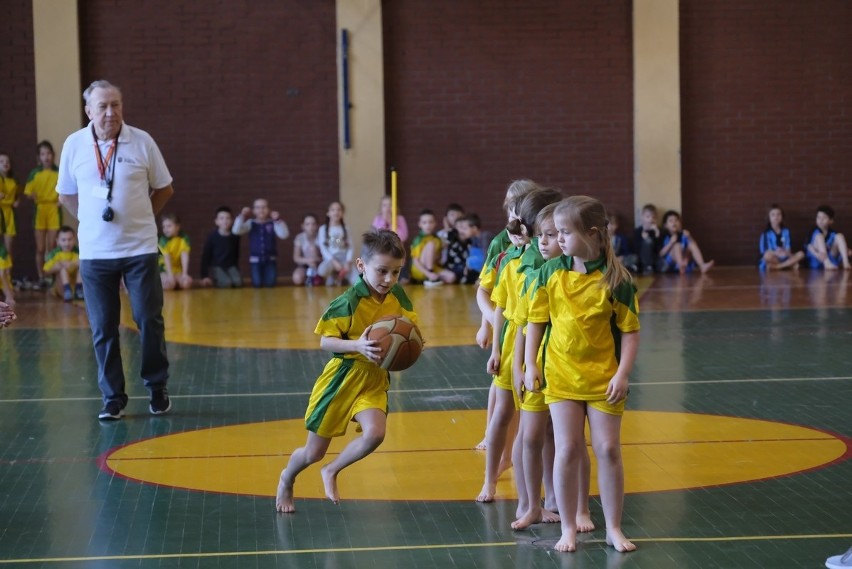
[306,358,354,433]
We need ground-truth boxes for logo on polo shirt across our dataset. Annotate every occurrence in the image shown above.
[117,156,139,165]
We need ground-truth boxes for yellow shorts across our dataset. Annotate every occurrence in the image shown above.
[520,389,548,413]
[492,319,517,391]
[33,203,61,231]
[304,357,389,438]
[0,206,15,236]
[544,391,626,416]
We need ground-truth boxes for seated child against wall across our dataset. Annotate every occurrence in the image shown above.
[633,204,663,274]
[659,210,714,274]
[200,206,242,288]
[43,225,83,302]
[608,211,638,273]
[805,204,851,270]
[759,204,804,271]
[233,199,290,287]
[410,209,443,286]
[293,213,323,286]
[439,213,485,284]
[159,213,193,290]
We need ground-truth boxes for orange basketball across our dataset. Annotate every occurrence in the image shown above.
[367,315,423,371]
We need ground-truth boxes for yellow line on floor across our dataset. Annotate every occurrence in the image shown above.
[1,534,850,564]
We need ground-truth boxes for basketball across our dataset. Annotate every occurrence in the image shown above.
[367,315,423,371]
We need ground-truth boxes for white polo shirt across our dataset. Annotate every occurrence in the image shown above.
[56,121,173,260]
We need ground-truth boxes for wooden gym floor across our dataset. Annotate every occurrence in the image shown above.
[0,267,849,568]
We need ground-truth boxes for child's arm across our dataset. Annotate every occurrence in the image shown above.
[232,208,252,235]
[524,322,546,392]
[180,251,191,276]
[606,331,639,404]
[511,326,526,399]
[293,236,307,265]
[319,328,381,364]
[271,211,290,240]
[486,306,505,375]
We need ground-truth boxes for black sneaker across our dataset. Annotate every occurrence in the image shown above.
[149,389,172,415]
[98,401,124,421]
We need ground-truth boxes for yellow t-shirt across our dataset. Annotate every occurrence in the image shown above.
[528,255,640,401]
[315,276,419,365]
[24,166,59,204]
[0,176,18,207]
[490,245,525,323]
[158,232,191,273]
[43,247,79,274]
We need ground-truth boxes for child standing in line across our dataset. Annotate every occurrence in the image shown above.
[292,213,322,286]
[233,198,290,287]
[158,213,193,290]
[0,153,20,262]
[0,241,13,306]
[474,179,539,451]
[805,205,851,270]
[372,195,409,242]
[477,187,563,503]
[43,225,83,301]
[275,230,418,513]
[659,210,714,274]
[409,209,444,285]
[199,206,242,288]
[525,196,639,553]
[759,204,805,271]
[318,201,355,286]
[633,204,662,274]
[511,202,594,534]
[24,141,61,288]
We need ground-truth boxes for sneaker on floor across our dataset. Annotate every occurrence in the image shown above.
[423,279,443,288]
[63,288,73,302]
[98,401,124,421]
[74,287,84,301]
[149,389,172,415]
[827,547,852,569]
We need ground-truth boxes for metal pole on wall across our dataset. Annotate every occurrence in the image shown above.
[341,28,351,150]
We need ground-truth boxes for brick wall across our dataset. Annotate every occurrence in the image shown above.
[78,0,339,276]
[0,0,38,280]
[383,1,634,237]
[681,0,852,265]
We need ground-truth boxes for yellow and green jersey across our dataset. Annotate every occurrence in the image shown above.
[490,244,525,323]
[315,276,418,365]
[24,165,59,203]
[43,247,80,274]
[158,232,191,273]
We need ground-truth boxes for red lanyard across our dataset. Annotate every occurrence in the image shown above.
[91,125,120,185]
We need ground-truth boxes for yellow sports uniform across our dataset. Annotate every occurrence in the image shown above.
[528,255,640,416]
[489,245,525,396]
[305,276,418,438]
[0,176,18,236]
[158,232,191,273]
[478,229,511,285]
[409,232,442,282]
[24,166,60,231]
[513,241,548,413]
[0,242,11,271]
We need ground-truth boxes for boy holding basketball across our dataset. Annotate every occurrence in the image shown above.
[276,229,419,513]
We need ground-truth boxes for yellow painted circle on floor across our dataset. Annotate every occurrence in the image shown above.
[103,410,847,501]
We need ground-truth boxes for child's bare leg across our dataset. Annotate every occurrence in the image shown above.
[686,239,714,273]
[34,230,46,280]
[46,229,57,262]
[0,272,14,306]
[669,243,687,273]
[477,387,515,502]
[320,408,386,504]
[776,251,804,270]
[292,267,307,285]
[832,234,851,269]
[420,241,437,278]
[549,400,587,552]
[500,410,518,476]
[588,407,635,552]
[543,417,557,512]
[276,432,332,513]
[512,418,528,519]
[512,410,559,529]
[4,235,12,259]
[576,432,595,533]
[476,382,497,450]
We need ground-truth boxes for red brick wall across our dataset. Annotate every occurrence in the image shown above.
[681,0,852,265]
[78,0,339,276]
[0,0,38,280]
[383,1,634,236]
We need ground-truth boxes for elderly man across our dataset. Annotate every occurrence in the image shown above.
[57,80,174,420]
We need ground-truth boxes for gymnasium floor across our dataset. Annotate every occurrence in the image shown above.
[0,267,850,568]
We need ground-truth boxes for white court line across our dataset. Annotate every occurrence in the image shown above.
[0,376,849,404]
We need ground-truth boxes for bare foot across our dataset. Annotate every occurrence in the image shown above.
[320,465,340,504]
[606,528,636,552]
[541,508,560,523]
[474,438,487,451]
[275,471,295,513]
[576,511,595,533]
[700,260,715,273]
[824,259,838,270]
[554,529,577,553]
[475,482,496,503]
[511,508,540,530]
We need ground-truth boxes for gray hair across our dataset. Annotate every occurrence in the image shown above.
[83,80,121,105]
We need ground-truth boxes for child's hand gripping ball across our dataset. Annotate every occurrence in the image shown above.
[367,315,423,371]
